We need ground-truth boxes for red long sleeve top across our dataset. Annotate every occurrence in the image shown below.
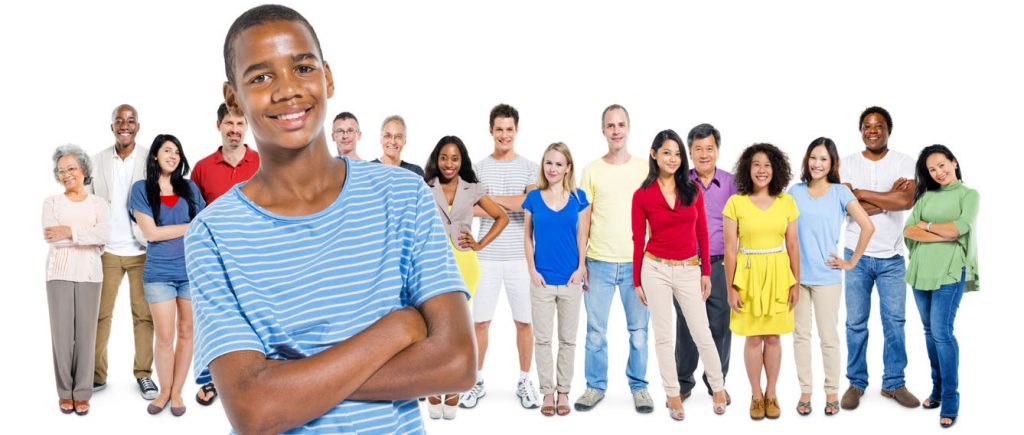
[631,182,711,287]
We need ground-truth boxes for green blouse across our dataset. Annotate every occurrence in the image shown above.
[904,181,980,292]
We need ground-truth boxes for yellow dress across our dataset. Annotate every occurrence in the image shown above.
[448,206,480,300]
[723,193,799,336]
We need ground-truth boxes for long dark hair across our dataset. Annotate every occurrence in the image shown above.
[641,129,697,206]
[913,144,962,202]
[145,134,198,223]
[800,137,842,183]
[423,135,479,185]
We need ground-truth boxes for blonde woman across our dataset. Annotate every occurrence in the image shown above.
[523,142,591,416]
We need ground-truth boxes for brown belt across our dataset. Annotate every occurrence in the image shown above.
[644,252,700,266]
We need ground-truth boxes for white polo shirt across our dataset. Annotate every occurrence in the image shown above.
[840,149,916,258]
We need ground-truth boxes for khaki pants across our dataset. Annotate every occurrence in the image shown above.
[641,257,723,397]
[95,252,153,383]
[47,280,102,400]
[530,283,583,395]
[793,283,842,394]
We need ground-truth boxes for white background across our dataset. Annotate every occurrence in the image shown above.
[2,0,1018,433]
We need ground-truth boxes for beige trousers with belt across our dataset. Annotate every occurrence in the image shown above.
[640,257,724,397]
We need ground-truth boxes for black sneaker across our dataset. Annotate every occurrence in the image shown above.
[93,383,106,392]
[137,377,159,400]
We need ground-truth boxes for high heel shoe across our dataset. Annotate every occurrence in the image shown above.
[426,396,443,419]
[666,397,685,421]
[443,394,459,420]
[713,390,728,415]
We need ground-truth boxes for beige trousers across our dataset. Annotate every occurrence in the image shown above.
[793,283,843,394]
[530,283,583,395]
[96,252,153,383]
[640,257,723,397]
[47,280,102,400]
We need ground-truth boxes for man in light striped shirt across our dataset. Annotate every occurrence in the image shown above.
[185,5,475,434]
[460,103,543,410]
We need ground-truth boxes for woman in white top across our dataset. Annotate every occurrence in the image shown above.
[42,145,111,416]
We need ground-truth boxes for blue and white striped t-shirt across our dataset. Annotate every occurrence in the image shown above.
[185,157,468,434]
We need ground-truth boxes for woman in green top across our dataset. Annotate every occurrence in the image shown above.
[903,145,979,429]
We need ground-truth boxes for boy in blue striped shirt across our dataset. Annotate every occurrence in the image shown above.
[184,5,476,434]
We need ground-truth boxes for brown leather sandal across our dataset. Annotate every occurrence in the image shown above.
[73,400,90,416]
[556,393,571,416]
[59,399,74,414]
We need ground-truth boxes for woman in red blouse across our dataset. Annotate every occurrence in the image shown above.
[632,129,729,420]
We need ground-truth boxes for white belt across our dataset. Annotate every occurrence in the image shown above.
[739,244,784,268]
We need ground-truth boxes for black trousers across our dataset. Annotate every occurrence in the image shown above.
[674,255,731,395]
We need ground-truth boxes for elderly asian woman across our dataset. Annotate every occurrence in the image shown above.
[43,145,111,416]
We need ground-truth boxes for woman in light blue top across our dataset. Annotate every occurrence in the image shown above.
[788,137,874,416]
[130,134,205,416]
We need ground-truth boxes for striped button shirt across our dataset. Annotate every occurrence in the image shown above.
[475,155,537,261]
[185,158,468,434]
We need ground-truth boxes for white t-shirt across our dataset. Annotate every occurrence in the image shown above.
[840,149,916,258]
[106,148,145,256]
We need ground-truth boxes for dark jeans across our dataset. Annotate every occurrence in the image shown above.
[674,256,730,395]
[913,268,965,418]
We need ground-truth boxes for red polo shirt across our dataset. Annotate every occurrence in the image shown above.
[191,145,260,204]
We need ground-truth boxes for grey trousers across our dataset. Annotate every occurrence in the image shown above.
[47,280,102,400]
[675,256,731,395]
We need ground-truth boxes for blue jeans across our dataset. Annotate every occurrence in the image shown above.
[142,280,191,303]
[583,258,649,392]
[844,249,908,391]
[913,269,965,418]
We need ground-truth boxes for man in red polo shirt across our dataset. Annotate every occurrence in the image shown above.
[191,103,261,204]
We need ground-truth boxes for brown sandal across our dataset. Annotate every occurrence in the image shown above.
[556,393,571,416]
[59,399,74,414]
[540,394,556,416]
[73,400,90,416]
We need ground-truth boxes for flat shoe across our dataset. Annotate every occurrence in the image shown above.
[59,399,74,414]
[171,406,186,417]
[825,400,840,416]
[749,397,766,420]
[73,400,90,416]
[147,397,170,415]
[765,397,781,419]
[797,400,812,416]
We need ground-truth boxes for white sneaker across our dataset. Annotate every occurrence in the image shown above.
[459,379,486,408]
[516,379,542,409]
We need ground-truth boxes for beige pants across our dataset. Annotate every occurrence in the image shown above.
[640,257,723,397]
[530,283,583,395]
[96,252,153,383]
[793,283,842,394]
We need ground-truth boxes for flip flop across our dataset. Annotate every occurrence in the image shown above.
[196,383,218,406]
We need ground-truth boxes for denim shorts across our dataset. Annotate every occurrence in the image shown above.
[143,280,191,303]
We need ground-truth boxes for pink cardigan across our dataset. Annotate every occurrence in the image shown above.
[42,194,110,283]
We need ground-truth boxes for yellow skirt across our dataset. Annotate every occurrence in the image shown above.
[450,239,479,301]
[729,251,796,336]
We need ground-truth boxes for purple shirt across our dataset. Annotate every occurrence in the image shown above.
[689,168,736,256]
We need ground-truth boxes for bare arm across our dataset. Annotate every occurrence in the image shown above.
[724,217,742,314]
[133,210,189,242]
[347,292,476,400]
[924,222,961,240]
[524,209,546,287]
[570,205,592,286]
[785,219,800,309]
[209,307,427,434]
[848,178,915,212]
[467,195,508,250]
[904,225,954,243]
[828,200,875,270]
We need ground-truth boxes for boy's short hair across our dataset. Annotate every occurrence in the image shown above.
[223,4,324,85]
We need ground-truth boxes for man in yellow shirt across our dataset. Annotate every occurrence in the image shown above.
[575,104,652,413]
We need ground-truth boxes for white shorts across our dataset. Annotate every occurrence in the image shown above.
[472,259,532,323]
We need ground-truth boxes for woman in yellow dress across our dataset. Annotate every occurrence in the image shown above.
[723,143,800,421]
[423,135,509,419]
